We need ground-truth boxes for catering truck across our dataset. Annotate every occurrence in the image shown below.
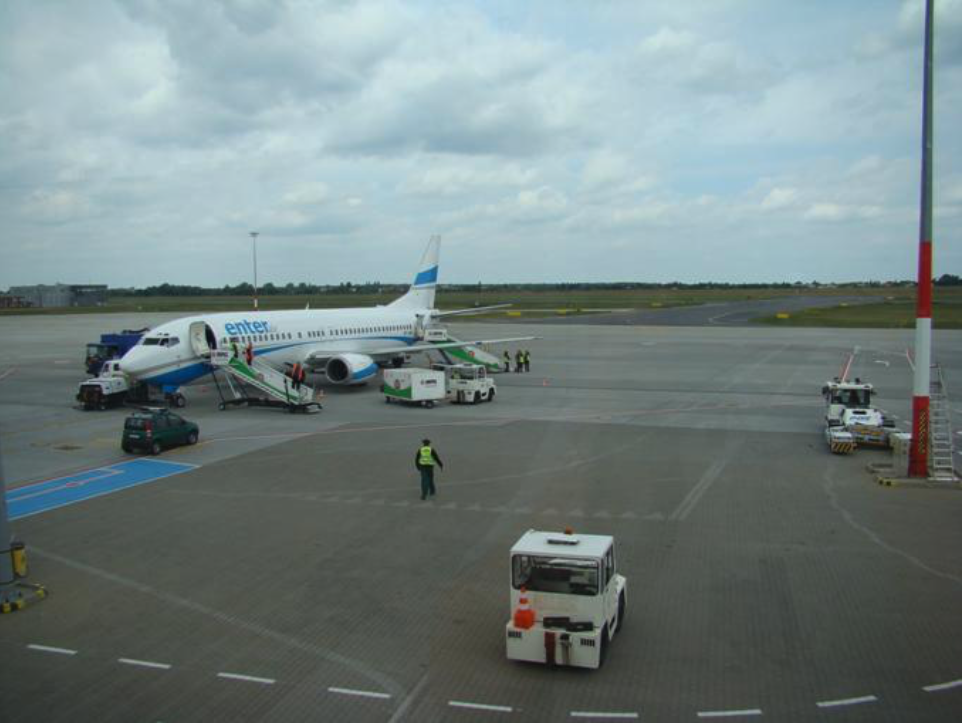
[382,368,446,408]
[506,529,627,669]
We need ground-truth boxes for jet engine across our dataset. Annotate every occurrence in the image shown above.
[325,353,378,385]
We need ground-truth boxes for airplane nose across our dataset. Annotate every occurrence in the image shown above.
[117,348,145,377]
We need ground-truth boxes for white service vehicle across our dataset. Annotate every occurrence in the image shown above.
[822,378,895,453]
[506,529,627,669]
[77,360,132,410]
[382,368,446,408]
[434,363,496,404]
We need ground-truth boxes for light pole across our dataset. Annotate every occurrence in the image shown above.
[250,231,260,311]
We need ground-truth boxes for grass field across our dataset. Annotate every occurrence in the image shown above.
[757,293,962,329]
[3,286,960,328]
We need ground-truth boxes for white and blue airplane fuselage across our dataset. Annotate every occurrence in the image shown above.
[119,238,529,401]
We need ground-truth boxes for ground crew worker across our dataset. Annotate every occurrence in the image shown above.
[244,341,253,366]
[297,363,307,390]
[291,362,302,390]
[515,349,523,373]
[523,349,531,372]
[231,340,239,359]
[415,438,444,500]
[503,350,511,373]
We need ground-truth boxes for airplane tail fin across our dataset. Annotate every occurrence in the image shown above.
[388,235,440,310]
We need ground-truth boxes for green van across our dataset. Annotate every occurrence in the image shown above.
[122,409,199,455]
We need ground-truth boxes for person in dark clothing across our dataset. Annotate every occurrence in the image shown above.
[297,363,307,390]
[291,362,302,390]
[503,350,511,373]
[415,438,444,500]
[244,341,254,366]
[523,349,531,372]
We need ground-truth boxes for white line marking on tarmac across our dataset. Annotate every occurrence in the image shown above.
[27,644,77,656]
[570,711,639,719]
[671,457,728,521]
[905,348,915,370]
[449,700,513,713]
[815,695,877,708]
[118,657,171,670]
[328,686,392,699]
[216,672,276,685]
[0,368,15,381]
[697,709,762,718]
[923,678,962,692]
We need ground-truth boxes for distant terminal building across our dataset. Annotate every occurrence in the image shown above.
[0,293,29,308]
[7,284,108,308]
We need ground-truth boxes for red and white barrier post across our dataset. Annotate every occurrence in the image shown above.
[909,0,935,478]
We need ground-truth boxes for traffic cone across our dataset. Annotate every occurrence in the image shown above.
[513,586,535,629]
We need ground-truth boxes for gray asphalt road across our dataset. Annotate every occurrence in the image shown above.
[1,314,961,722]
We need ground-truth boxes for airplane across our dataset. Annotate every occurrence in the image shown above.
[118,237,534,407]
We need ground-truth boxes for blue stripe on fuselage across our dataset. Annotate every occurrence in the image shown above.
[142,336,418,388]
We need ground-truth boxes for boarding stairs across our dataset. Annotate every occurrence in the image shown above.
[209,349,321,412]
[928,363,956,482]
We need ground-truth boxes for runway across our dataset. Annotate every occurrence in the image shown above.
[1,313,961,722]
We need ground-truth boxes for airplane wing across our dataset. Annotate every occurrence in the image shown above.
[431,304,513,318]
[367,336,539,356]
[302,336,539,366]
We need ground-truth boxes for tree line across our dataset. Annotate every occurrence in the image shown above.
[107,276,960,297]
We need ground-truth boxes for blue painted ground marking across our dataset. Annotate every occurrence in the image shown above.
[7,458,198,520]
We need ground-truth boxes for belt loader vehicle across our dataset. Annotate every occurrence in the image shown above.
[506,529,627,669]
[822,378,896,454]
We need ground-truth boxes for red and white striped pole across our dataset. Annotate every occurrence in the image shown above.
[909,0,935,478]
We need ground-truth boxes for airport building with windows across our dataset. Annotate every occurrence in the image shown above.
[7,284,108,308]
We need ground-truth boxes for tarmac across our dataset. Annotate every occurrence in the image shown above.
[1,311,962,722]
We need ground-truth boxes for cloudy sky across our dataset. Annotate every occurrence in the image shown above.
[1,0,960,288]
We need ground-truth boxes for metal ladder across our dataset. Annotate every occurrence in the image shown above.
[928,363,956,481]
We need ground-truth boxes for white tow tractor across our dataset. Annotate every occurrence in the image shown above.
[822,378,896,453]
[434,363,496,404]
[77,360,133,410]
[506,529,627,669]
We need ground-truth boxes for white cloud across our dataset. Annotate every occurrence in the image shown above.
[760,187,798,211]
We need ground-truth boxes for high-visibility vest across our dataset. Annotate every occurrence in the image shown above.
[419,446,434,466]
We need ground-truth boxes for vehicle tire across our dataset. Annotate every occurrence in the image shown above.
[150,441,162,456]
[218,403,226,411]
[173,394,186,408]
[472,391,480,405]
[426,401,435,409]
[617,591,626,632]
[122,444,132,454]
[598,629,609,668]
[187,431,198,445]
[486,388,495,402]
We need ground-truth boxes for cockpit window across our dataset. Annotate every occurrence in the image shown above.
[142,336,179,347]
